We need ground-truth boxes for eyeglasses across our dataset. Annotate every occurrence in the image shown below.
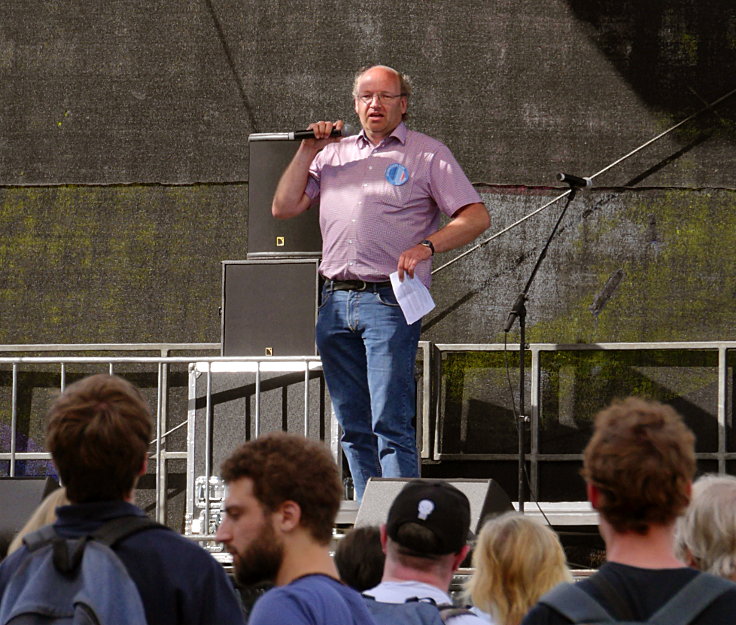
[356,93,405,104]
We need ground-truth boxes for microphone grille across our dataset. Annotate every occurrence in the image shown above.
[340,123,358,137]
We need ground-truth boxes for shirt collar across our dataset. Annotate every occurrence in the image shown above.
[56,500,145,527]
[358,122,407,148]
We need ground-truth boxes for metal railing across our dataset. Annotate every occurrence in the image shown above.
[0,344,325,525]
[1,340,733,529]
[434,341,736,497]
[0,342,428,529]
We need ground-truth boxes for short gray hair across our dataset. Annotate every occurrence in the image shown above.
[675,473,736,580]
[351,65,413,99]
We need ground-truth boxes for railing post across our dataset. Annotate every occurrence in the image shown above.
[10,363,18,477]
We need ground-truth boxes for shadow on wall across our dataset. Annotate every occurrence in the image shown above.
[566,0,736,130]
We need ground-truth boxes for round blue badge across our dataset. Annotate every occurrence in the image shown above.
[385,163,410,186]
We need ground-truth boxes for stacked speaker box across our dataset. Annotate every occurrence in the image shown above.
[222,136,323,357]
[354,478,513,535]
[210,136,331,507]
[246,138,321,259]
[221,259,319,357]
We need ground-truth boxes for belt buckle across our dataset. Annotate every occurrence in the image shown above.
[356,280,368,291]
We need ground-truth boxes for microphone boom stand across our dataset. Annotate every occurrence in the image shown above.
[504,183,580,512]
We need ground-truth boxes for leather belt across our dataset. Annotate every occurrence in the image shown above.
[324,278,392,292]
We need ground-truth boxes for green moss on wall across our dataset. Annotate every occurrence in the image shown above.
[524,189,736,344]
[0,184,247,344]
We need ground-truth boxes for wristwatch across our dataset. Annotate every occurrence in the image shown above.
[419,239,435,255]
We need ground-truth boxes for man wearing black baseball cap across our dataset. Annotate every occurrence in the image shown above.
[364,480,483,624]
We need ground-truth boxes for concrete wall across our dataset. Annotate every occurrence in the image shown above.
[1,0,733,346]
[1,0,734,502]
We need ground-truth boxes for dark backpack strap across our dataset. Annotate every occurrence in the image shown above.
[22,524,90,575]
[91,515,167,547]
[22,516,165,553]
[436,604,475,623]
[53,536,91,575]
[539,582,615,624]
[18,516,165,578]
[406,598,475,623]
[648,572,735,625]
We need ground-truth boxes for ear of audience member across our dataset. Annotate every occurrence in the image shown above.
[335,525,385,592]
[467,511,572,625]
[7,487,70,556]
[675,473,736,581]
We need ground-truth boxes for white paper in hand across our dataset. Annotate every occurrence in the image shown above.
[389,272,435,325]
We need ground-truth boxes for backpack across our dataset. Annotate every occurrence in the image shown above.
[539,571,734,625]
[363,594,475,625]
[0,515,165,625]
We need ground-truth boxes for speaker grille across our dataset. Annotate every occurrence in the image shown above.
[221,259,320,356]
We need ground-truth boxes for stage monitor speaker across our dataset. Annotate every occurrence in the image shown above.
[0,476,59,557]
[222,259,320,357]
[247,137,322,258]
[354,478,513,536]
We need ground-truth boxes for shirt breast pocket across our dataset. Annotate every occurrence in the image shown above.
[380,162,415,208]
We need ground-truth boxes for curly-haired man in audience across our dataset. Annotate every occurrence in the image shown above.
[523,397,736,625]
[215,431,376,625]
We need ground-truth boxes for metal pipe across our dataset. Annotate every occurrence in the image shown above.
[254,363,261,438]
[434,86,736,276]
[10,364,18,477]
[155,362,165,523]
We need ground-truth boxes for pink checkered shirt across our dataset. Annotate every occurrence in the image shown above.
[305,123,481,287]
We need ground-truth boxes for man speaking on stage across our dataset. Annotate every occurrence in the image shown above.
[272,65,490,500]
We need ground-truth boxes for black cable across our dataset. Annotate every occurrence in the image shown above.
[432,84,736,277]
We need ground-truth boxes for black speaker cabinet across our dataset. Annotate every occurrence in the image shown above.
[222,259,320,357]
[354,478,513,535]
[0,477,59,556]
[247,136,322,257]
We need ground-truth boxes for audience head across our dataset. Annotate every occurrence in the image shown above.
[675,473,736,581]
[217,432,342,586]
[335,525,385,591]
[467,512,572,625]
[382,479,471,580]
[46,374,152,503]
[582,397,695,535]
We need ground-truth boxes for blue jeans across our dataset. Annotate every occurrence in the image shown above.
[316,283,421,500]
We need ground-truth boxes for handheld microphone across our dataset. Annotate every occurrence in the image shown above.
[557,172,592,187]
[248,124,357,142]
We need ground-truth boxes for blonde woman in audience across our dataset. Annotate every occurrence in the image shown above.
[466,511,572,625]
[7,486,69,555]
[675,473,736,581]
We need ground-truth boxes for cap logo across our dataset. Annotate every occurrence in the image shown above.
[417,499,435,520]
